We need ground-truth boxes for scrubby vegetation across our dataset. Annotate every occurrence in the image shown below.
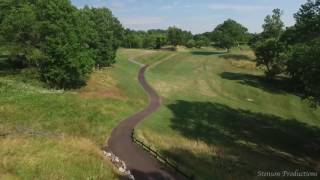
[0,0,122,89]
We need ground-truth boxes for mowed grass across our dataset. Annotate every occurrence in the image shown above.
[0,49,147,179]
[135,47,320,179]
[120,48,175,65]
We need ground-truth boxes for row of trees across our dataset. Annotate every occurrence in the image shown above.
[0,0,122,89]
[252,0,320,105]
[121,27,198,49]
[0,0,252,89]
[121,21,252,50]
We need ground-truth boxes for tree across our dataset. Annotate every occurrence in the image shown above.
[155,37,162,49]
[80,7,123,68]
[0,1,39,68]
[252,9,285,79]
[254,38,285,79]
[0,0,124,88]
[261,9,284,39]
[35,0,95,89]
[212,19,249,52]
[194,35,210,48]
[167,26,183,47]
[282,0,320,105]
[186,39,196,48]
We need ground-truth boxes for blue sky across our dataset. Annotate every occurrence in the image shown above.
[71,0,305,34]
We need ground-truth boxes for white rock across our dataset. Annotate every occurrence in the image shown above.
[119,167,125,173]
[247,98,254,102]
[128,174,135,180]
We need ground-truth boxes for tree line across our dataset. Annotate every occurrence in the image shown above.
[121,21,252,50]
[0,0,122,89]
[250,0,319,105]
[1,0,318,105]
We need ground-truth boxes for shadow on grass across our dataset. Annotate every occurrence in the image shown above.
[0,57,21,77]
[190,51,226,56]
[167,101,320,177]
[220,72,301,96]
[219,54,253,61]
[118,169,182,180]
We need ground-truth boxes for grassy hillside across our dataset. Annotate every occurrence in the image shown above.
[135,47,320,180]
[0,49,147,179]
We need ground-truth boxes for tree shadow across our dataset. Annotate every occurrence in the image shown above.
[0,56,21,76]
[167,101,320,176]
[117,169,184,180]
[219,54,253,61]
[190,51,226,56]
[220,72,301,96]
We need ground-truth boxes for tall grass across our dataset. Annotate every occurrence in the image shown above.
[0,49,147,179]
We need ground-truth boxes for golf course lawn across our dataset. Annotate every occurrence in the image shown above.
[0,49,147,179]
[135,47,320,180]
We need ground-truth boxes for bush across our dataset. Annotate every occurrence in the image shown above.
[254,38,284,79]
[186,39,196,48]
[0,0,122,89]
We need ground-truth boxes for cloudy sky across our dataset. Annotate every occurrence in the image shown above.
[71,0,305,34]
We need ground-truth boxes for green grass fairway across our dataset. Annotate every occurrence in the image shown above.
[135,48,320,180]
[0,49,147,179]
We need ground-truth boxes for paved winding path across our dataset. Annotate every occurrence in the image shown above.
[107,65,179,180]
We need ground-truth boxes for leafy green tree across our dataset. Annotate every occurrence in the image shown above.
[186,39,196,48]
[254,38,285,79]
[80,6,123,68]
[212,19,249,51]
[181,30,193,45]
[282,0,320,105]
[261,9,284,39]
[0,2,39,67]
[194,35,210,48]
[252,9,285,79]
[35,0,95,88]
[167,26,183,47]
[155,37,162,49]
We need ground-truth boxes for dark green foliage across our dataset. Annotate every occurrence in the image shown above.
[167,26,183,47]
[122,29,167,49]
[186,39,196,48]
[261,9,284,39]
[212,19,250,51]
[282,0,320,105]
[194,35,210,48]
[293,0,320,42]
[155,37,162,49]
[0,0,122,89]
[252,9,285,79]
[254,39,285,79]
[0,1,39,68]
[252,1,320,105]
[80,6,123,68]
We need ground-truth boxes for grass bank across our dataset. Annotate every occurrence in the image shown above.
[135,47,320,180]
[0,49,147,179]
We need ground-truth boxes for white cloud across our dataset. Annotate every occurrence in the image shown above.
[208,4,271,11]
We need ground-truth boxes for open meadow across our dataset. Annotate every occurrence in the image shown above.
[133,47,320,180]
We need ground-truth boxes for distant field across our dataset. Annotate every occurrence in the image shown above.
[0,49,147,179]
[135,47,320,179]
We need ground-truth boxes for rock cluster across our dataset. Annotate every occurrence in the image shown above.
[103,151,135,180]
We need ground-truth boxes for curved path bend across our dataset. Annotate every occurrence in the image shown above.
[107,65,180,180]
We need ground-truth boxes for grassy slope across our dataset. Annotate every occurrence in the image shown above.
[0,49,147,179]
[135,48,320,179]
